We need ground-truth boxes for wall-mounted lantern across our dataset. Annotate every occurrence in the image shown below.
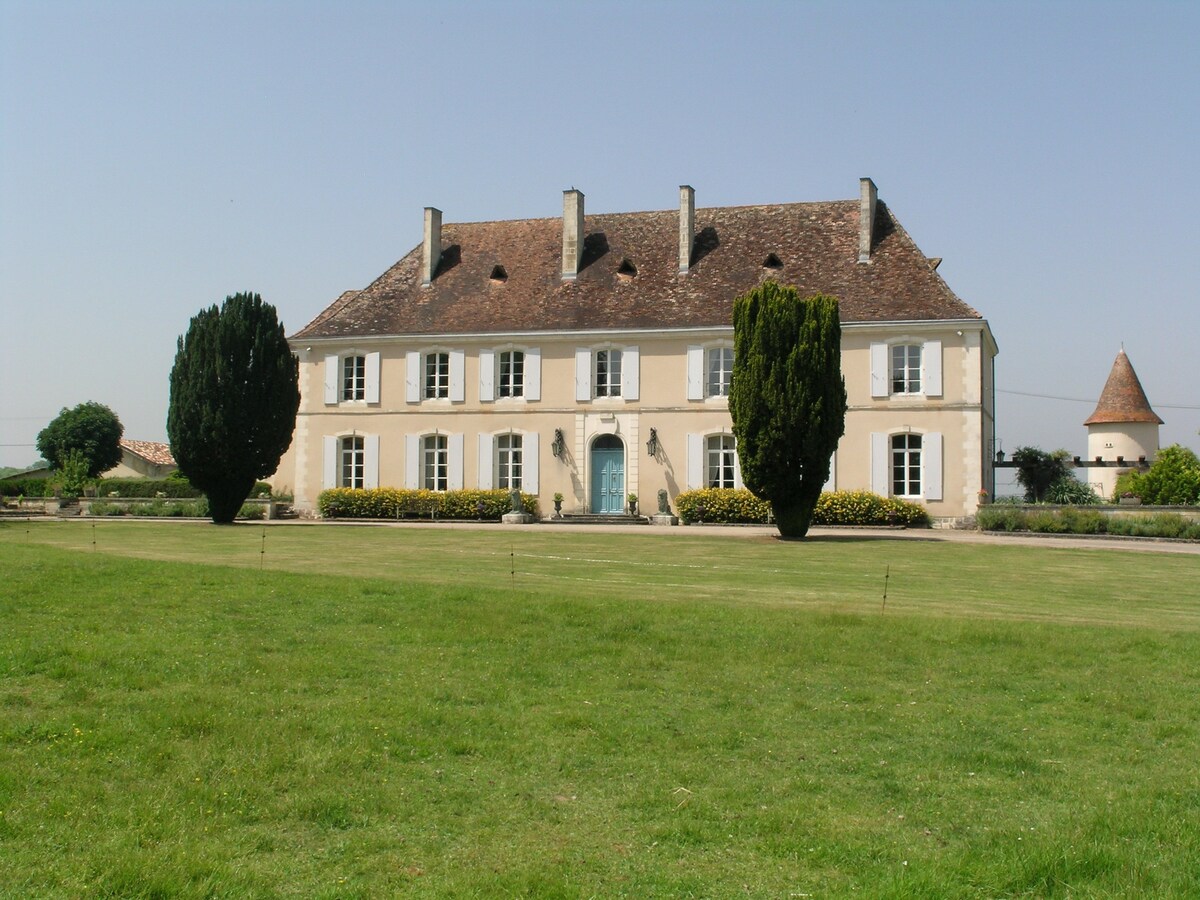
[645,427,660,457]
[551,428,566,459]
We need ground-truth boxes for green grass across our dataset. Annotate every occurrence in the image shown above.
[2,521,1200,897]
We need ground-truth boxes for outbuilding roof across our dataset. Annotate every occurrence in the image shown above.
[294,193,981,340]
[1083,349,1164,426]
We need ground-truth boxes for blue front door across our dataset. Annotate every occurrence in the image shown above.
[590,437,625,514]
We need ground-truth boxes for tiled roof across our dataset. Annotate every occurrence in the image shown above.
[120,439,176,466]
[293,194,981,340]
[1083,350,1164,426]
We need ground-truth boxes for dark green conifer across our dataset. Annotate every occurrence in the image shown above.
[167,293,299,524]
[729,284,847,538]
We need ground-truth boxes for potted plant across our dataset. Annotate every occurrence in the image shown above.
[553,492,564,517]
[627,493,638,515]
[1118,491,1142,506]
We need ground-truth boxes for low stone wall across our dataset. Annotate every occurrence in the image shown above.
[2,496,276,519]
[990,504,1200,522]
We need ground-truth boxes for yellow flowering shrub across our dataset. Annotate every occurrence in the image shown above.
[318,488,539,520]
[675,488,772,524]
[674,488,929,527]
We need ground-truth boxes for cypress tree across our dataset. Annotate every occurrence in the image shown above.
[167,293,300,524]
[729,284,847,538]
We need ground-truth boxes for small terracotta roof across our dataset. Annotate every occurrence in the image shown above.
[1084,350,1164,426]
[293,194,981,340]
[120,439,176,466]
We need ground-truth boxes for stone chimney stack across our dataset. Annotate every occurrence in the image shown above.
[678,185,695,274]
[858,177,877,263]
[561,189,584,281]
[422,207,442,287]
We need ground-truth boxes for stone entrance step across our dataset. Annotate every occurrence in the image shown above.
[545,513,649,526]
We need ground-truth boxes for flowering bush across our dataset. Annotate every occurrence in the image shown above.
[675,488,771,524]
[674,488,929,527]
[812,491,930,527]
[317,488,539,520]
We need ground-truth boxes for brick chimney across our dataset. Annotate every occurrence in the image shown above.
[678,185,695,274]
[422,207,442,286]
[858,177,877,263]
[562,189,584,280]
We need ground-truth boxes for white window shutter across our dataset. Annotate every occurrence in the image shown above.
[924,432,943,501]
[687,433,704,490]
[364,434,380,488]
[524,432,539,494]
[733,440,744,490]
[479,349,495,402]
[870,343,888,398]
[575,349,591,401]
[923,340,943,397]
[477,433,494,489]
[365,352,381,404]
[823,451,837,493]
[871,432,889,494]
[623,347,640,401]
[449,350,465,402]
[324,355,339,405]
[323,436,337,488]
[524,348,541,401]
[404,434,419,488]
[448,433,464,490]
[686,345,704,400]
[405,351,420,403]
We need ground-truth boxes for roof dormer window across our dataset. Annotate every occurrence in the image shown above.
[762,253,783,270]
[490,265,508,283]
[617,258,637,278]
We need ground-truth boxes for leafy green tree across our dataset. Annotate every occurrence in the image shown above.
[36,401,123,478]
[729,284,846,538]
[1011,446,1072,503]
[167,292,299,524]
[1123,445,1200,505]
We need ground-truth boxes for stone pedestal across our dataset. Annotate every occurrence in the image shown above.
[502,512,535,525]
[650,514,679,526]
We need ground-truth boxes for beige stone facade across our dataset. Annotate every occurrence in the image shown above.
[275,181,998,521]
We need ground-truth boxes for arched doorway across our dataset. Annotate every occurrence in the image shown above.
[590,434,625,514]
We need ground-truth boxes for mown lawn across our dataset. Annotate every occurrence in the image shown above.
[2,520,1199,897]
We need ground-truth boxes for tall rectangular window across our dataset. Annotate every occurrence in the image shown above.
[425,352,450,399]
[707,347,733,397]
[595,349,622,397]
[891,433,922,496]
[496,433,523,490]
[498,350,524,398]
[340,436,364,488]
[891,345,922,394]
[707,435,737,488]
[423,434,448,490]
[342,355,365,401]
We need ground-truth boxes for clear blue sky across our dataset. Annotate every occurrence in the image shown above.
[3,0,1198,492]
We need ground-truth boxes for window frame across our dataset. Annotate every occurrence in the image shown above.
[890,344,922,395]
[340,435,365,489]
[891,433,923,498]
[706,434,738,488]
[341,355,366,401]
[594,349,623,398]
[423,433,449,491]
[497,349,525,399]
[706,346,734,398]
[424,352,450,399]
[495,433,523,490]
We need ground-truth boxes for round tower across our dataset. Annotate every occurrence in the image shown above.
[1083,348,1162,501]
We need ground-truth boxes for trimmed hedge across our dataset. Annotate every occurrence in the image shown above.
[84,498,265,519]
[675,488,930,528]
[318,488,540,520]
[977,507,1200,540]
[676,488,772,525]
[1,477,273,500]
[0,478,53,497]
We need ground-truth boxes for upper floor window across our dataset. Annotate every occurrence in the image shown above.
[891,433,922,497]
[891,344,922,395]
[595,349,622,398]
[423,434,448,491]
[498,350,524,398]
[496,433,523,490]
[871,340,942,399]
[425,352,450,399]
[340,435,364,488]
[324,352,379,405]
[342,355,366,401]
[707,434,737,488]
[707,347,733,397]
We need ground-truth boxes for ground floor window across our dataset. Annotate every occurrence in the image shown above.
[891,433,922,496]
[340,435,364,488]
[423,434,448,490]
[496,433,523,490]
[707,434,737,488]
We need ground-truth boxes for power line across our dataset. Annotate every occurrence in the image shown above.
[998,388,1200,410]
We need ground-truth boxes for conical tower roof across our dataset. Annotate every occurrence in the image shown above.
[1083,349,1164,426]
